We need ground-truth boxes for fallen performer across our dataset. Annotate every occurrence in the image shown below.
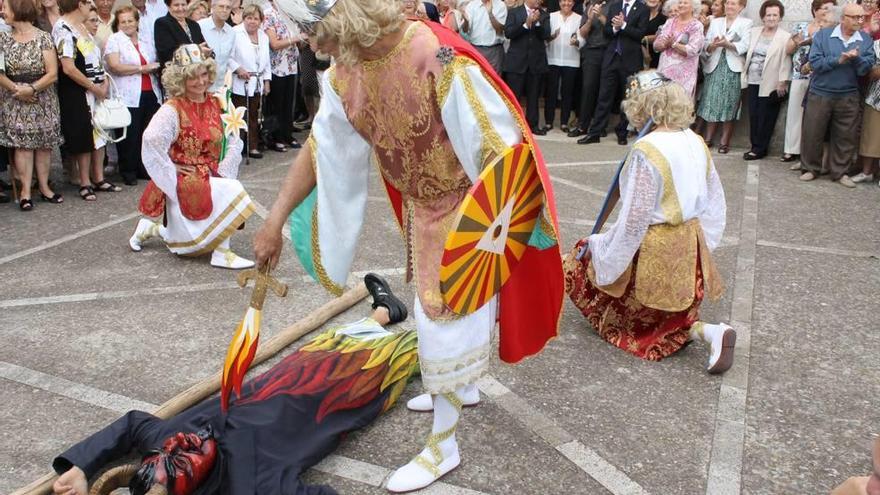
[51,274,414,495]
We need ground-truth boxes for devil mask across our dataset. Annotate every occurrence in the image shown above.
[130,426,218,495]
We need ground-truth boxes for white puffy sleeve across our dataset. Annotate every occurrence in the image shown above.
[439,59,522,181]
[141,103,181,202]
[217,130,244,178]
[698,161,727,251]
[588,150,661,286]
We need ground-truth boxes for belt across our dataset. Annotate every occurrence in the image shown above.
[474,43,503,48]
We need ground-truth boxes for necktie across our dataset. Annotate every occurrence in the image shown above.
[622,2,630,18]
[615,2,629,53]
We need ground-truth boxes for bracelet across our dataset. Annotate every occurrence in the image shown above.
[28,83,37,93]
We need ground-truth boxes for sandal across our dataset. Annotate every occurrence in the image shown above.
[93,180,122,192]
[79,186,97,201]
[718,144,730,154]
[289,138,302,149]
[19,197,33,211]
[269,142,288,152]
[40,192,64,204]
[780,153,799,162]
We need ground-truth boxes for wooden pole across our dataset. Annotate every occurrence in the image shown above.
[11,285,369,495]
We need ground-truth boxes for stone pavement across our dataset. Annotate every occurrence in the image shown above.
[1,131,878,494]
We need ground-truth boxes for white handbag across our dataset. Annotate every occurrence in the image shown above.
[92,75,131,143]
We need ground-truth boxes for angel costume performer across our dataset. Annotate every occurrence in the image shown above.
[258,0,564,491]
[129,45,255,270]
[564,71,737,373]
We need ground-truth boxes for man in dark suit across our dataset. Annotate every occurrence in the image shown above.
[503,0,552,135]
[580,0,648,145]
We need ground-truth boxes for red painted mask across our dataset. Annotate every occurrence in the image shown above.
[131,426,218,495]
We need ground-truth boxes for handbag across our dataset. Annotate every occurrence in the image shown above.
[92,75,131,143]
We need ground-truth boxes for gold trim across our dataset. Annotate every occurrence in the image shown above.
[634,141,683,225]
[166,191,250,248]
[310,203,345,296]
[186,202,255,257]
[361,22,419,71]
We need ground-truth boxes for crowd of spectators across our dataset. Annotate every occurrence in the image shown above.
[0,0,878,209]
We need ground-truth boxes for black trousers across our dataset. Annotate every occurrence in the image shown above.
[117,90,160,181]
[587,54,633,140]
[505,71,544,130]
[266,73,296,145]
[747,84,783,157]
[544,65,579,127]
[577,48,604,130]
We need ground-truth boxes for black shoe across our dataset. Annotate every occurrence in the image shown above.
[617,136,628,146]
[364,273,408,325]
[578,135,600,145]
[743,151,763,161]
[600,130,608,138]
[567,127,585,137]
[123,176,138,186]
[531,127,547,136]
[248,150,264,159]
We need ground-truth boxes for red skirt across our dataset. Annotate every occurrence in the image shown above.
[563,239,704,361]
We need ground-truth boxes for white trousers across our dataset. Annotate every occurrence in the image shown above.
[414,297,497,394]
[783,79,810,155]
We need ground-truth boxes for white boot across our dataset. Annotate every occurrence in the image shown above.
[210,238,254,269]
[129,219,161,252]
[386,391,463,492]
[407,384,480,412]
[690,323,736,374]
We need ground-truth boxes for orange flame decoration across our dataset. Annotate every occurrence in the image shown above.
[221,306,261,411]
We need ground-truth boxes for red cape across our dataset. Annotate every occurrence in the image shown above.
[395,21,564,363]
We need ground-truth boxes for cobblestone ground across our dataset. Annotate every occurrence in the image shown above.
[1,130,878,494]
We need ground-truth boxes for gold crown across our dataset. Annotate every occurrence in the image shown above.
[172,44,205,68]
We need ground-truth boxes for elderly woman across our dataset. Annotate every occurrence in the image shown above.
[35,0,60,32]
[154,0,207,73]
[544,0,582,132]
[741,0,790,160]
[229,4,271,159]
[697,0,751,153]
[780,0,835,164]
[53,0,116,201]
[0,0,63,210]
[130,45,254,269]
[262,0,302,151]
[565,71,734,373]
[654,0,705,96]
[104,6,162,185]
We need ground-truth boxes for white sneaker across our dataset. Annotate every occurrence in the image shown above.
[406,390,481,412]
[839,175,857,188]
[851,172,875,183]
[385,446,460,493]
[210,247,255,269]
[129,219,157,252]
[706,324,736,374]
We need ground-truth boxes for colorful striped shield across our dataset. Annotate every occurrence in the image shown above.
[440,144,545,315]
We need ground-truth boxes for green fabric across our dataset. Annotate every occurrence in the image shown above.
[289,188,318,281]
[697,56,742,122]
[527,220,557,250]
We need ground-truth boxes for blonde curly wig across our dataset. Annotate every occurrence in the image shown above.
[161,56,218,98]
[313,0,405,66]
[622,81,695,130]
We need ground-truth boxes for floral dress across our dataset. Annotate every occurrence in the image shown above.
[0,30,63,149]
[654,17,705,97]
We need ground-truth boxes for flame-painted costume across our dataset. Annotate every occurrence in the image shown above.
[51,322,419,495]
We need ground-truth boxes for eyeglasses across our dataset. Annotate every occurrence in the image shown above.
[844,14,867,20]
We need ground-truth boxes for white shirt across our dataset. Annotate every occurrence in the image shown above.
[465,0,507,46]
[831,24,864,48]
[139,0,167,51]
[198,17,236,92]
[547,11,582,67]
[229,24,271,96]
[103,31,162,107]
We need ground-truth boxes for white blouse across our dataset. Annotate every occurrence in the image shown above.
[228,24,271,97]
[588,129,727,286]
[546,11,582,68]
[103,31,162,107]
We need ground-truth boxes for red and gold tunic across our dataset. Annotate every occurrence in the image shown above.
[330,23,473,319]
[139,97,224,221]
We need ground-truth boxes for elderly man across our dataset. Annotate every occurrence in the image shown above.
[461,0,508,75]
[198,0,236,93]
[93,0,114,48]
[798,2,876,188]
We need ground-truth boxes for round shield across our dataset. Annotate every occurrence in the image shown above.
[440,144,545,315]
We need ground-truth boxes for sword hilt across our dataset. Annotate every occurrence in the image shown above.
[237,266,288,310]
